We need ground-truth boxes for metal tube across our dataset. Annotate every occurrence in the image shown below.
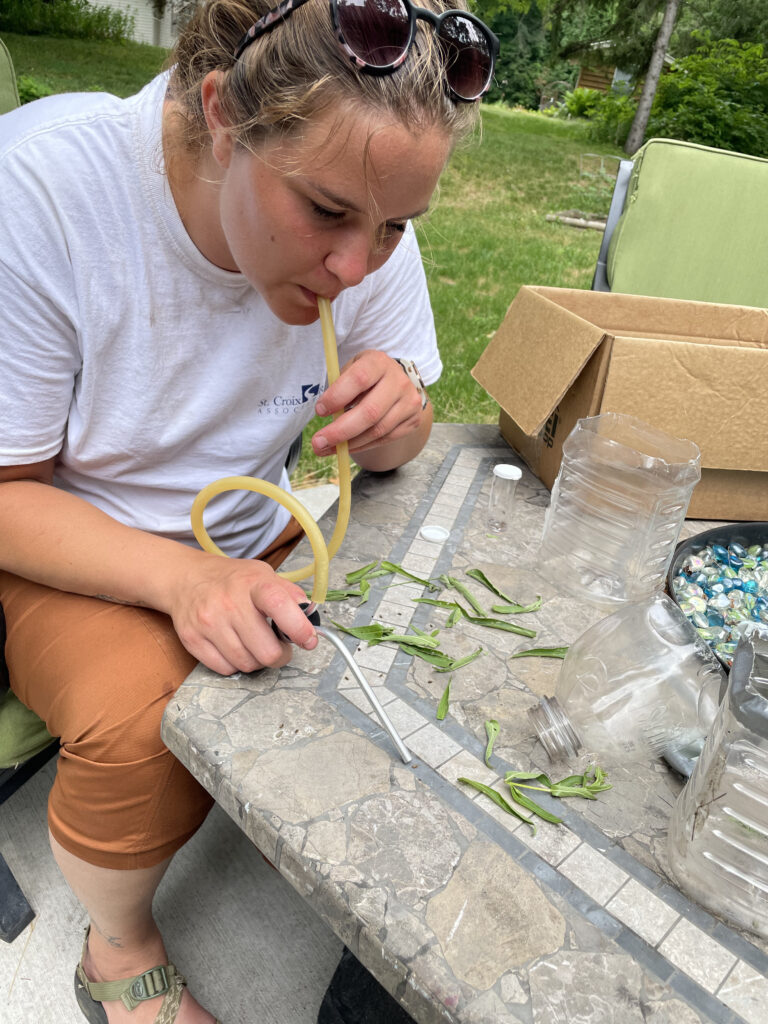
[317,626,412,764]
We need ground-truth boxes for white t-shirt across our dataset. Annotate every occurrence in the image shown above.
[0,74,442,557]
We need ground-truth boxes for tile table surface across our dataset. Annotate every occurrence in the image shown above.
[161,423,768,1024]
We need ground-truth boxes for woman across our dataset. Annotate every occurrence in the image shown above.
[0,1,496,1020]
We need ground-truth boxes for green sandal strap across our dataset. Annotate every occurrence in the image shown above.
[78,963,181,1010]
[76,928,187,1014]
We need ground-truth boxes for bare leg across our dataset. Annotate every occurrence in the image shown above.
[51,833,217,1024]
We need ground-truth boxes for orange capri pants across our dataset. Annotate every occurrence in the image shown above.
[0,518,303,871]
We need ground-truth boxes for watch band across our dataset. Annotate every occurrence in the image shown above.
[393,358,428,410]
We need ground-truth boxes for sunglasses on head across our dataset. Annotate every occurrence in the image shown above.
[234,0,499,103]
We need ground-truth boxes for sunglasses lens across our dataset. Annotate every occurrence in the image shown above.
[336,0,412,68]
[437,14,493,100]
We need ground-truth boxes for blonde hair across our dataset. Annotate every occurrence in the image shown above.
[167,0,480,153]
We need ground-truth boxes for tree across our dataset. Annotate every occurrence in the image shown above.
[624,0,681,153]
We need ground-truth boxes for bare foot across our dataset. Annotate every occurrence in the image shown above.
[80,929,217,1024]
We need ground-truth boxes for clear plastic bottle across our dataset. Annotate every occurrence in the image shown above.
[538,413,701,610]
[487,464,522,534]
[667,633,768,938]
[528,593,726,767]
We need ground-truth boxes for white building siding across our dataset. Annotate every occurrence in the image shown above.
[98,0,175,48]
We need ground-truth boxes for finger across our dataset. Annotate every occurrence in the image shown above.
[315,352,387,418]
[183,637,240,677]
[313,391,422,455]
[267,597,319,650]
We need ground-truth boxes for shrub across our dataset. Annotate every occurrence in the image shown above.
[16,74,53,104]
[0,0,134,42]
[563,86,602,119]
[646,39,768,157]
[588,92,637,148]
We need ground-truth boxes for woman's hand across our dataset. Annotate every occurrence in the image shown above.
[310,350,431,471]
[167,553,318,676]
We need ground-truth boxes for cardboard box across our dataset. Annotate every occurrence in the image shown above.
[471,286,768,520]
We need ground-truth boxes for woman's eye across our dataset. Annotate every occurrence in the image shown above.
[311,202,345,221]
[376,222,407,249]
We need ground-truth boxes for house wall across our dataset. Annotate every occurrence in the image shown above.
[98,0,175,48]
[576,65,615,92]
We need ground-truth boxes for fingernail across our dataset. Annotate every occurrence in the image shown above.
[314,435,329,451]
[315,402,327,416]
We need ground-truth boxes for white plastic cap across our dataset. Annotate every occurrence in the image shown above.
[420,524,450,543]
[493,464,522,480]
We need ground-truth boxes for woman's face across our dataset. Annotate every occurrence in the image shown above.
[205,97,452,325]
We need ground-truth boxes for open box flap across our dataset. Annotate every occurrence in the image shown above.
[471,286,607,436]
[603,336,768,472]
[528,286,768,346]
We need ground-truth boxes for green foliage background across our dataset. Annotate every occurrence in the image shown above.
[0,0,134,41]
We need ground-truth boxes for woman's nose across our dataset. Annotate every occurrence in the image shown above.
[324,233,379,289]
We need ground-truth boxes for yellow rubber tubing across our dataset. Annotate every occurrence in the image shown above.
[190,297,352,606]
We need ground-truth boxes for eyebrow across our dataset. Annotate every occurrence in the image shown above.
[309,182,430,221]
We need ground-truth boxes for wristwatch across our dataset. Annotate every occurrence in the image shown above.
[393,358,428,410]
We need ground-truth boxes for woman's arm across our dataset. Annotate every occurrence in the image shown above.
[0,462,318,674]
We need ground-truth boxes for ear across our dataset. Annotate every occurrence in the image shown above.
[201,70,234,169]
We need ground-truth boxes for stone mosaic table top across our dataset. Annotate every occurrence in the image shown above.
[161,424,768,1024]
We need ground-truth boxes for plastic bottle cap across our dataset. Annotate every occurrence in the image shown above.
[493,464,522,480]
[420,524,450,543]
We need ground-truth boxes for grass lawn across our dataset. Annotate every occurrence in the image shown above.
[3,32,624,485]
[3,31,167,96]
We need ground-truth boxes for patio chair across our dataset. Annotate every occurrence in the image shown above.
[0,37,19,115]
[592,137,768,308]
[0,606,57,943]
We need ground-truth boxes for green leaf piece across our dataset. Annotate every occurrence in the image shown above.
[439,574,487,616]
[458,777,536,833]
[507,785,563,824]
[436,648,483,673]
[380,561,440,591]
[396,644,454,668]
[345,560,380,584]
[385,633,441,650]
[330,621,393,643]
[491,598,543,615]
[437,680,451,720]
[446,606,462,628]
[505,770,554,787]
[484,719,500,766]
[412,597,461,610]
[411,624,440,641]
[510,646,568,659]
[460,613,536,638]
[324,587,364,602]
[465,569,517,603]
[504,765,612,806]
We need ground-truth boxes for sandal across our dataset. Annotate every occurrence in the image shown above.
[74,928,222,1023]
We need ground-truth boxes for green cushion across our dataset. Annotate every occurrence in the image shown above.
[607,138,768,308]
[0,38,20,115]
[0,690,54,769]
